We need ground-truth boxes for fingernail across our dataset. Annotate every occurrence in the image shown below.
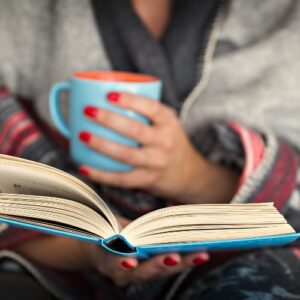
[107,92,120,102]
[78,166,89,176]
[79,131,91,143]
[121,260,134,269]
[193,256,209,265]
[84,106,98,118]
[164,256,178,266]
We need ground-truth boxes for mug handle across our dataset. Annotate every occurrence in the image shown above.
[49,82,71,138]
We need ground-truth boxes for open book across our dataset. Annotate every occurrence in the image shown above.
[0,154,299,257]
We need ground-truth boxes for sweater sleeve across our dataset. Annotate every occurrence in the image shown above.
[191,120,300,232]
[0,83,71,169]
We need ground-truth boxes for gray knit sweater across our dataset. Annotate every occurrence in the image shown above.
[0,0,300,148]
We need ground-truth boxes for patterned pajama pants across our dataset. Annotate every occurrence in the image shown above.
[172,248,300,300]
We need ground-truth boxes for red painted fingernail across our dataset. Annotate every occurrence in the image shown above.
[78,166,89,176]
[79,131,91,143]
[121,260,134,269]
[164,257,178,266]
[107,92,120,102]
[193,256,209,265]
[84,106,98,118]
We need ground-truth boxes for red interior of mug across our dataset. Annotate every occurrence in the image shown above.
[73,71,159,83]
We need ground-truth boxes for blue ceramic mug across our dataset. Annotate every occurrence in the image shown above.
[49,71,162,172]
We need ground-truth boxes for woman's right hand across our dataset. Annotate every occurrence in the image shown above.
[80,216,209,286]
[82,241,209,287]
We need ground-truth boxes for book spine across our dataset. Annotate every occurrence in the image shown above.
[101,235,148,258]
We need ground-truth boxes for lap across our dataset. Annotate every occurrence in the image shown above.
[174,248,300,300]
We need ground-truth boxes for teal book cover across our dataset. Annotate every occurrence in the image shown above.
[0,154,299,259]
[0,216,299,259]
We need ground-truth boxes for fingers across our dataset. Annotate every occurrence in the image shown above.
[130,251,209,283]
[131,253,184,282]
[96,251,138,287]
[94,249,209,287]
[84,106,157,145]
[182,251,210,266]
[79,131,145,166]
[100,252,183,286]
[79,131,168,169]
[106,91,177,125]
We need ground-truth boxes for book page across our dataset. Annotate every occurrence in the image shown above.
[130,224,294,245]
[0,214,99,240]
[0,155,119,233]
[122,203,295,246]
[0,193,115,238]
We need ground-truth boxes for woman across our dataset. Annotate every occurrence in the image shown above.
[0,0,300,299]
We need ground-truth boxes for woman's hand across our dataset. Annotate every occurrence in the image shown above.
[78,92,239,203]
[82,239,209,287]
[83,216,208,286]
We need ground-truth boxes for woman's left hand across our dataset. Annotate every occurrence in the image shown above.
[78,92,238,203]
